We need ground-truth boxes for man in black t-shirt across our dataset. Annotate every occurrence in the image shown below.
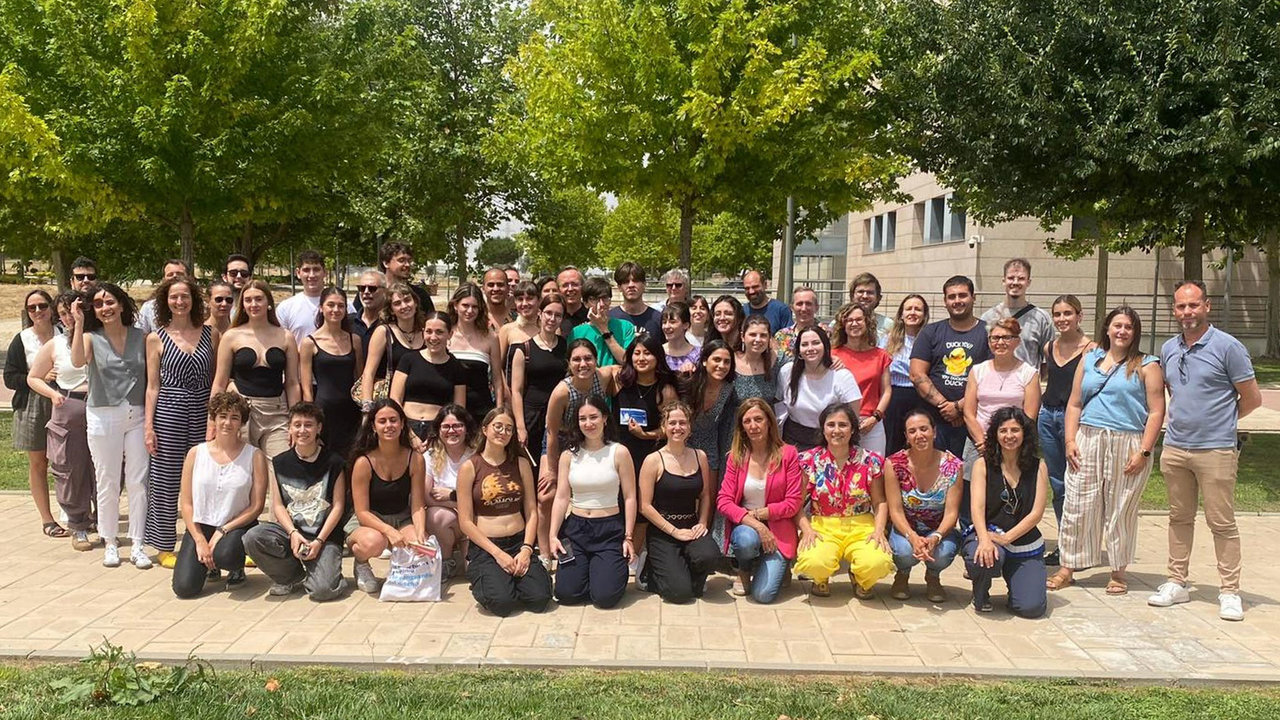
[243,403,349,602]
[909,275,991,457]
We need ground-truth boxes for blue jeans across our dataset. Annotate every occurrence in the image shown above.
[888,529,960,575]
[1037,406,1067,526]
[729,525,789,604]
[962,534,1047,618]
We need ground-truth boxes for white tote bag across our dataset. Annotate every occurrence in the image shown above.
[379,535,442,602]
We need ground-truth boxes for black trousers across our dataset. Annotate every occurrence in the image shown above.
[645,528,719,604]
[173,522,255,599]
[466,533,552,617]
[884,385,924,456]
[554,513,628,609]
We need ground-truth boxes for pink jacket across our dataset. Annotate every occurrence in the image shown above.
[717,444,804,559]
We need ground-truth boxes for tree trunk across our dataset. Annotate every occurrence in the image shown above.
[179,204,195,270]
[1266,229,1280,358]
[51,249,68,291]
[1183,211,1205,282]
[678,196,695,272]
[454,227,468,283]
[1094,246,1109,338]
[239,220,254,261]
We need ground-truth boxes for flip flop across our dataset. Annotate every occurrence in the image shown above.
[42,522,68,538]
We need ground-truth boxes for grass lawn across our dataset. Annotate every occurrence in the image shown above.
[1255,357,1280,386]
[0,412,31,491]
[3,666,1280,720]
[1141,432,1280,512]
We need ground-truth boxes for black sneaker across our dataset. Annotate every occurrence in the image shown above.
[1045,549,1061,567]
[226,569,246,586]
[207,568,222,581]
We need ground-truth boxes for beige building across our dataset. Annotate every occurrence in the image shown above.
[784,173,1271,354]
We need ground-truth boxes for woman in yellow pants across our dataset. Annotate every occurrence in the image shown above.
[795,402,895,598]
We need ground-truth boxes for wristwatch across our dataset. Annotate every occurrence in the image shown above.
[602,331,613,340]
[872,409,884,421]
[1142,449,1152,457]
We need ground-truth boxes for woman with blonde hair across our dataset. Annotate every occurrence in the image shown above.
[716,398,802,603]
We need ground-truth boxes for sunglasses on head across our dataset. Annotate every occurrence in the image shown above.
[73,272,97,281]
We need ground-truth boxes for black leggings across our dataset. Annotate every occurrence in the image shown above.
[645,528,720,603]
[884,384,924,456]
[466,533,553,617]
[173,522,254,599]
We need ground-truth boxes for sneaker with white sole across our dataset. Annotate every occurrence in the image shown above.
[71,530,92,552]
[102,544,120,568]
[130,547,153,569]
[355,561,382,594]
[1218,593,1244,621]
[268,581,302,597]
[1147,581,1191,607]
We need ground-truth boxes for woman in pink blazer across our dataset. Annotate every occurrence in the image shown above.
[717,397,803,603]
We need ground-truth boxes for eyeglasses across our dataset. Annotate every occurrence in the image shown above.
[489,423,515,434]
[26,303,49,312]
[357,285,381,293]
[226,269,250,278]
[989,335,1019,343]
[212,296,234,305]
[440,423,466,433]
[73,273,97,281]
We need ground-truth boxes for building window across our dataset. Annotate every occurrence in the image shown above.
[923,193,965,245]
[868,211,896,253]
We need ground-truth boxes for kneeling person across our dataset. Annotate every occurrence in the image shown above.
[244,402,348,601]
[456,406,551,616]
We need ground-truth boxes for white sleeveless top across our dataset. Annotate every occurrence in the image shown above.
[190,443,256,526]
[426,448,474,491]
[568,443,621,510]
[52,335,89,390]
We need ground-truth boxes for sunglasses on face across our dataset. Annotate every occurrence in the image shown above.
[227,269,250,278]
[666,283,684,289]
[26,302,49,312]
[212,297,234,305]
[73,273,97,281]
[357,285,381,293]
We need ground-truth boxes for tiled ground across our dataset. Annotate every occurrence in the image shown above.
[2,491,1279,679]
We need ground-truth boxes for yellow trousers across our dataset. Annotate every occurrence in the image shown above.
[794,514,894,589]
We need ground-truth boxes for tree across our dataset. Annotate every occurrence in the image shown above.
[0,0,398,269]
[693,212,775,277]
[515,186,607,274]
[880,0,1280,281]
[596,196,680,273]
[502,0,906,271]
[475,235,521,270]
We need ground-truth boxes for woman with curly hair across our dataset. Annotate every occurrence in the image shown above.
[964,406,1049,617]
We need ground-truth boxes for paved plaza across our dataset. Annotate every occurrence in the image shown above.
[1,492,1279,680]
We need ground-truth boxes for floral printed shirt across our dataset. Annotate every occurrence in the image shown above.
[798,446,884,517]
[888,449,962,535]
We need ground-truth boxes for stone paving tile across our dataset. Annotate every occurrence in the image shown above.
[3,493,1280,679]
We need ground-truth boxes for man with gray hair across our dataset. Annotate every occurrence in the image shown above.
[773,286,821,365]
[655,268,690,311]
[351,269,387,344]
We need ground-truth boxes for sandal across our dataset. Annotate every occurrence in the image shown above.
[1046,569,1075,590]
[1105,577,1128,595]
[42,522,68,538]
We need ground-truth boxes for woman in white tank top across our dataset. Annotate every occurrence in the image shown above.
[548,395,636,609]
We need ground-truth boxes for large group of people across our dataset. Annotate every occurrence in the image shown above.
[3,250,1263,623]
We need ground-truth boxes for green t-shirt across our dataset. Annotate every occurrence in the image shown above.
[569,318,635,367]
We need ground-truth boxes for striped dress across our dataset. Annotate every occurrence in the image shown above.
[144,326,213,551]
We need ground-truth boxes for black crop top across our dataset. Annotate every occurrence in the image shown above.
[365,453,412,515]
[231,346,287,397]
[396,351,463,406]
[652,452,703,529]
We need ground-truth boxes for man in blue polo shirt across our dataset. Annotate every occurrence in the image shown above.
[1148,280,1262,621]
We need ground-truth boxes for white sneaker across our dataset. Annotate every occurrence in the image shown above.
[268,581,301,597]
[102,544,120,568]
[1218,593,1244,621]
[1147,581,1191,607]
[130,547,153,569]
[354,562,382,594]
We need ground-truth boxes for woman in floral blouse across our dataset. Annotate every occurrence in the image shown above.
[884,409,965,603]
[794,402,894,599]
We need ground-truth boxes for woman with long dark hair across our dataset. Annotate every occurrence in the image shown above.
[707,295,745,351]
[300,287,363,457]
[1049,306,1163,595]
[448,283,504,419]
[6,288,60,537]
[684,340,738,503]
[964,406,1049,617]
[549,395,637,608]
[346,399,427,594]
[144,277,217,568]
[456,406,551,616]
[883,294,929,455]
[613,333,679,487]
[390,311,466,449]
[210,279,299,459]
[688,295,711,346]
[359,282,426,407]
[734,315,778,404]
[717,398,802,603]
[27,292,95,550]
[776,326,860,451]
[70,283,151,568]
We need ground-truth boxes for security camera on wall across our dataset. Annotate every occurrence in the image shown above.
[967,235,983,249]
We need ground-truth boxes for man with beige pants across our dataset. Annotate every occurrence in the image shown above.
[1148,280,1262,621]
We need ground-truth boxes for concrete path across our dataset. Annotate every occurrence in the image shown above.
[1,492,1278,680]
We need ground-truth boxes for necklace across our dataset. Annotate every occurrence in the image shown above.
[295,445,322,463]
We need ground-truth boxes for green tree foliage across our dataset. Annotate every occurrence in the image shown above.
[880,0,1280,280]
[693,212,774,277]
[0,0,397,270]
[516,186,607,274]
[502,0,905,270]
[597,196,680,273]
[475,235,521,270]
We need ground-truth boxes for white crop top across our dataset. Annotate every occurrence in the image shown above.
[568,443,621,510]
[52,334,89,390]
